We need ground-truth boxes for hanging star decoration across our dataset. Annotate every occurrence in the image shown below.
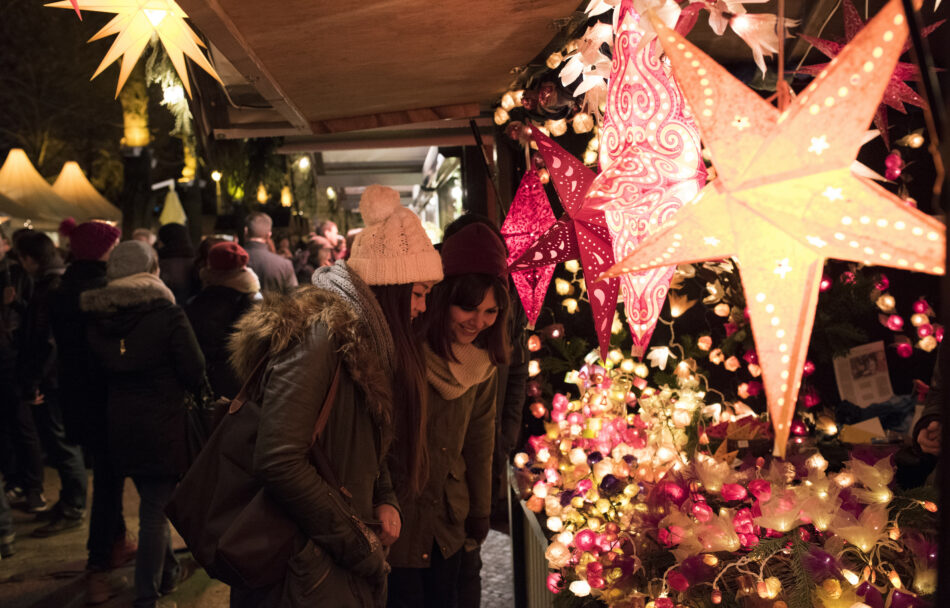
[600,0,945,458]
[501,171,558,328]
[47,0,222,97]
[798,0,943,147]
[511,128,620,358]
[586,0,706,357]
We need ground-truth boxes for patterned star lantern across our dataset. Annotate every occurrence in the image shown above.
[511,128,620,358]
[601,0,945,457]
[48,0,222,97]
[501,171,558,328]
[797,0,943,148]
[585,0,706,357]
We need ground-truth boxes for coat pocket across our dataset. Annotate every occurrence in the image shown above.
[281,540,374,608]
[443,459,470,524]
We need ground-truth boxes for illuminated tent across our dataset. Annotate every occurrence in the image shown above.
[0,149,78,227]
[53,161,123,222]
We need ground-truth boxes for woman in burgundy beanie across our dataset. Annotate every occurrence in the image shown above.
[62,219,121,262]
[388,223,510,608]
[186,241,260,399]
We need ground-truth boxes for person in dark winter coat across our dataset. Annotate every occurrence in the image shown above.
[16,232,88,536]
[186,242,261,399]
[387,223,510,608]
[0,226,45,514]
[227,185,442,608]
[49,220,136,601]
[82,240,205,608]
[156,223,199,304]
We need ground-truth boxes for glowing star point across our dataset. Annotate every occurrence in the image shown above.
[47,0,222,97]
[602,0,945,458]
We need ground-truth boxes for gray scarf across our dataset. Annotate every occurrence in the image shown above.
[312,260,395,376]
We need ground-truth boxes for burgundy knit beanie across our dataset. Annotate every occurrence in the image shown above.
[66,221,121,261]
[441,223,508,279]
[207,241,249,272]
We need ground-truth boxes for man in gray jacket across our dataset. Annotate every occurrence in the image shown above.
[243,212,298,294]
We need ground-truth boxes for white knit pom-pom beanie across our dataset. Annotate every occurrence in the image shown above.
[347,185,444,285]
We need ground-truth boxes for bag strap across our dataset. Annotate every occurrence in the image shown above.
[228,355,270,414]
[311,363,342,445]
[308,362,353,499]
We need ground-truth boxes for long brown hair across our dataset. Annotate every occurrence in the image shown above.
[425,273,510,366]
[370,283,429,495]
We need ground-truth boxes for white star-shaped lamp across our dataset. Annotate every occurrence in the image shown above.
[48,0,222,97]
[601,0,945,457]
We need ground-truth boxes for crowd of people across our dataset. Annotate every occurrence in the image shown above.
[0,184,529,608]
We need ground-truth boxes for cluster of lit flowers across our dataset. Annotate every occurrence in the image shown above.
[867,278,941,356]
[513,357,937,608]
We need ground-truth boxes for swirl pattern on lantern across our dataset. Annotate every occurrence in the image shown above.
[587,0,706,357]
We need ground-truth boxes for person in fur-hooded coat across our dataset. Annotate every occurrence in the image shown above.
[226,185,443,608]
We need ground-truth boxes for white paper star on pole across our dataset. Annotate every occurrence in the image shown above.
[600,0,945,458]
[47,0,222,97]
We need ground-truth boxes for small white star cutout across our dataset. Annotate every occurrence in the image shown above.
[822,186,844,201]
[806,235,828,248]
[703,236,721,246]
[732,116,750,130]
[774,258,792,278]
[808,135,830,155]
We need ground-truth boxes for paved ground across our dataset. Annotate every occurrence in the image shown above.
[0,469,514,607]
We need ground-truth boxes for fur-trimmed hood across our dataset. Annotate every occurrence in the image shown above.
[228,285,393,427]
[81,280,174,314]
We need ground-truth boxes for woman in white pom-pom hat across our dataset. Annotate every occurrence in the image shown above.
[228,185,442,608]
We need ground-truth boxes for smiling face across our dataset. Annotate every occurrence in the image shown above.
[448,287,498,345]
[410,281,435,320]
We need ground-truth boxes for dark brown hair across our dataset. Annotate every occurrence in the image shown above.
[370,283,429,495]
[425,273,510,366]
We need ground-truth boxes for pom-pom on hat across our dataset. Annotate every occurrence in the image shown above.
[347,185,443,286]
[441,223,509,280]
[66,220,121,262]
[207,241,249,272]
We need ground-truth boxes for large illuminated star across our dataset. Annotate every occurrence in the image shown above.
[601,0,945,457]
[48,0,222,97]
[511,128,620,358]
[585,0,706,357]
[798,0,943,147]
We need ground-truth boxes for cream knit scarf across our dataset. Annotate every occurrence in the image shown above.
[109,272,176,304]
[425,342,494,400]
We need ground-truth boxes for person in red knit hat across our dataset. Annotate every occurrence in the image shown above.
[186,242,261,399]
[49,220,136,602]
[388,223,511,608]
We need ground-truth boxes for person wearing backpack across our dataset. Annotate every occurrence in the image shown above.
[226,185,442,608]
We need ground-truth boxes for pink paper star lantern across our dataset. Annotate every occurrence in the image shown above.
[586,0,706,357]
[512,128,620,358]
[501,171,557,328]
[797,0,943,148]
[601,0,945,457]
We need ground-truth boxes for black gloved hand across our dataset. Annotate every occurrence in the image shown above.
[465,516,490,544]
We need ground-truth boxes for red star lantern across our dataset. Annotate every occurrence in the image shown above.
[798,0,943,147]
[586,0,706,357]
[512,128,620,358]
[501,171,558,328]
[601,0,945,457]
